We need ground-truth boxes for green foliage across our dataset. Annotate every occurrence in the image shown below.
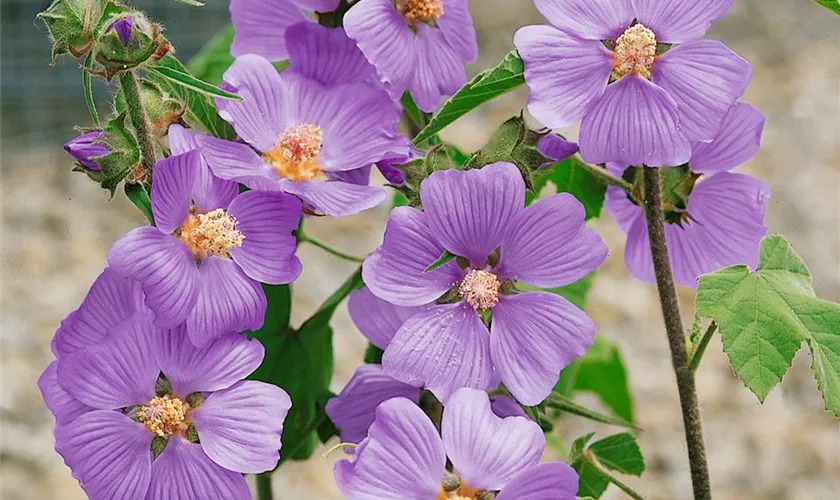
[172,0,205,5]
[545,271,595,310]
[145,64,241,101]
[37,0,108,61]
[364,343,384,364]
[94,13,165,80]
[124,183,154,224]
[544,392,636,429]
[83,52,100,126]
[413,51,524,145]
[114,78,184,136]
[531,157,607,219]
[696,235,840,418]
[569,433,645,499]
[74,112,140,194]
[811,0,840,15]
[425,250,456,272]
[186,25,235,84]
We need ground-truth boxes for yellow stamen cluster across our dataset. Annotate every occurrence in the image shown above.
[437,483,482,500]
[138,395,187,438]
[180,208,244,258]
[264,123,326,182]
[399,0,444,24]
[459,269,501,311]
[612,23,657,79]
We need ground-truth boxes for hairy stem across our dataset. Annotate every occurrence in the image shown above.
[642,167,712,500]
[585,451,646,500]
[118,70,156,177]
[689,322,718,372]
[256,473,273,500]
[578,160,634,193]
[300,234,365,263]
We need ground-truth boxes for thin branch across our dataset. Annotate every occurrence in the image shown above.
[584,451,646,500]
[577,159,634,194]
[118,71,157,177]
[256,473,273,500]
[689,322,718,372]
[300,234,365,263]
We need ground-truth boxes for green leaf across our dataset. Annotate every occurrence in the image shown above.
[146,64,241,100]
[400,92,428,131]
[588,433,645,476]
[545,271,595,310]
[544,392,637,430]
[124,183,154,223]
[811,0,840,15]
[186,25,235,84]
[413,51,524,145]
[696,235,840,418]
[83,52,100,127]
[531,157,607,219]
[172,0,205,5]
[364,343,384,364]
[425,250,456,272]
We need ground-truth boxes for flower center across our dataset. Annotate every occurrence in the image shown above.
[459,269,501,310]
[264,123,326,182]
[179,208,244,258]
[437,483,483,500]
[138,395,188,438]
[398,0,444,24]
[612,23,657,79]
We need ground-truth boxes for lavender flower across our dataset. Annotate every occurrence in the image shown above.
[606,103,770,288]
[515,0,752,167]
[334,388,578,499]
[64,131,109,171]
[362,162,607,405]
[109,16,134,45]
[285,22,380,88]
[40,310,289,499]
[537,133,579,169]
[344,0,478,111]
[107,150,302,346]
[195,55,411,217]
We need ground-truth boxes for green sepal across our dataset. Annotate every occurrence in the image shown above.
[154,372,171,397]
[36,0,108,61]
[151,435,168,459]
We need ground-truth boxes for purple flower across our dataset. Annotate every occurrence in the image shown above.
[286,22,380,88]
[344,0,478,111]
[64,131,109,170]
[537,133,579,169]
[109,16,134,45]
[362,162,607,405]
[606,103,770,288]
[40,310,290,499]
[107,150,303,346]
[194,55,411,217]
[230,0,341,61]
[334,388,578,499]
[515,0,752,167]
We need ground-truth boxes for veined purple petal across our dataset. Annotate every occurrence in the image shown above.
[497,193,607,288]
[579,75,691,167]
[151,152,200,235]
[383,303,493,402]
[325,364,419,444]
[286,23,379,86]
[329,166,372,186]
[363,206,463,306]
[537,134,579,167]
[438,0,478,62]
[185,256,267,347]
[168,123,198,155]
[333,397,445,499]
[604,184,640,234]
[689,102,765,173]
[490,394,527,419]
[230,0,307,61]
[38,361,93,424]
[280,179,386,217]
[652,40,752,142]
[632,0,733,43]
[348,287,427,349]
[293,0,341,11]
[490,292,595,405]
[110,16,134,45]
[146,436,251,499]
[534,0,634,40]
[164,128,240,213]
[495,462,579,500]
[191,381,290,474]
[376,157,407,185]
[442,388,545,490]
[154,327,264,396]
[55,410,152,499]
[421,162,524,267]
[195,135,282,192]
[64,131,109,170]
[409,24,467,112]
[516,25,612,130]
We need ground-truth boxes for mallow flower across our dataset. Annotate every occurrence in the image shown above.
[344,0,478,111]
[334,388,579,499]
[606,103,770,288]
[108,150,302,346]
[362,162,607,405]
[40,309,290,499]
[195,54,411,217]
[515,0,752,167]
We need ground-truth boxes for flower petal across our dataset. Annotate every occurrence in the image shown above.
[497,193,607,288]
[533,0,634,40]
[325,364,419,444]
[58,313,159,409]
[409,24,467,112]
[495,462,579,500]
[490,292,595,405]
[146,436,251,499]
[38,360,93,424]
[333,397,445,499]
[151,151,199,234]
[195,134,282,191]
[537,134,579,166]
[292,0,341,11]
[421,162,524,266]
[167,123,198,155]
[347,287,426,349]
[442,388,545,490]
[227,190,302,284]
[185,256,267,347]
[579,75,691,167]
[633,0,733,43]
[190,381,290,474]
[286,23,378,86]
[230,0,307,61]
[362,207,463,306]
[281,179,386,217]
[689,102,765,173]
[383,303,493,402]
[515,25,612,129]
[155,328,264,396]
[623,215,655,283]
[108,227,198,329]
[604,184,641,234]
[55,411,152,500]
[438,0,478,62]
[652,40,752,142]
[218,54,288,151]
[166,127,240,212]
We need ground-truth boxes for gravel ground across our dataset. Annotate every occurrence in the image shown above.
[2,0,839,499]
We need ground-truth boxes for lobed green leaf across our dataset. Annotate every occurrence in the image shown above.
[531,157,607,219]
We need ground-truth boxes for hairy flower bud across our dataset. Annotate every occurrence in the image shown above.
[115,78,185,136]
[93,13,170,79]
[36,0,108,61]
[74,112,142,194]
[64,131,109,170]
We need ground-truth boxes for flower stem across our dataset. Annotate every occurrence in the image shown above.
[689,322,718,373]
[118,70,156,177]
[300,234,364,263]
[642,167,711,500]
[585,450,646,500]
[577,159,634,193]
[256,473,273,500]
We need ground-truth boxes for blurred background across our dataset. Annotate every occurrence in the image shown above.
[1,0,838,499]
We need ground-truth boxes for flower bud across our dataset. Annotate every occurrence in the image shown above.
[93,13,170,79]
[115,78,185,136]
[37,0,108,61]
[73,112,142,194]
[64,131,109,170]
[109,15,133,45]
